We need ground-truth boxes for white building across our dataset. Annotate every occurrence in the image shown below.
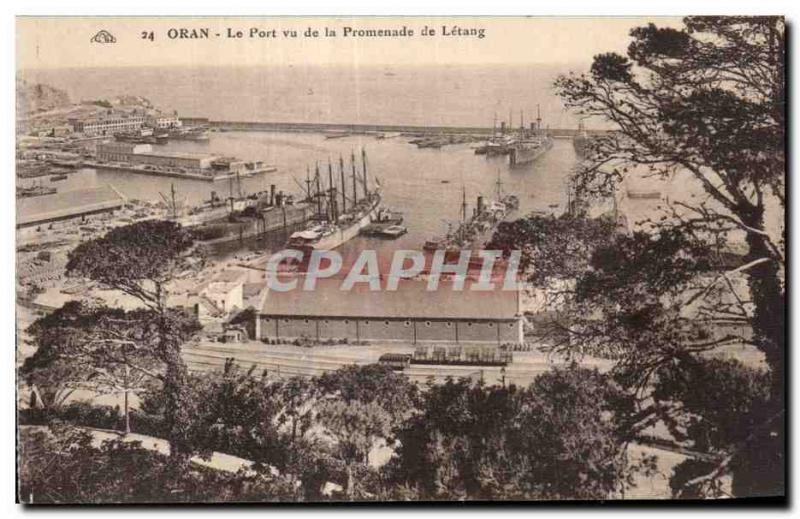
[70,115,147,136]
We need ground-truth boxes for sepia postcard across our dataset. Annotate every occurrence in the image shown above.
[14,16,785,504]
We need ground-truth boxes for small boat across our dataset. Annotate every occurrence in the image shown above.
[50,174,68,182]
[325,131,351,140]
[627,189,661,200]
[440,180,451,184]
[380,225,408,238]
[18,185,56,198]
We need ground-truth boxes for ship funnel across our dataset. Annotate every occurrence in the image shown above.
[270,184,276,206]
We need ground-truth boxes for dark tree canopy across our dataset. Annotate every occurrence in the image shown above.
[546,16,785,497]
[386,367,651,500]
[66,220,199,309]
[63,220,202,460]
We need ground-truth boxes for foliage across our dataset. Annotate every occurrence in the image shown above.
[315,363,420,421]
[652,357,779,498]
[64,220,202,458]
[66,220,200,309]
[18,425,297,504]
[21,300,198,433]
[19,402,124,431]
[520,16,787,496]
[386,367,650,500]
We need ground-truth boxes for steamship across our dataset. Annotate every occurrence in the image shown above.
[508,105,553,167]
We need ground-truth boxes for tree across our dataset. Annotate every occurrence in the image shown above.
[315,364,420,422]
[66,220,203,458]
[653,357,774,498]
[508,367,653,499]
[546,16,784,496]
[387,368,649,500]
[21,301,183,434]
[317,399,392,499]
[19,425,297,503]
[188,360,287,469]
[314,364,419,498]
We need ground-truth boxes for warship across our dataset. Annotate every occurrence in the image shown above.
[508,105,553,166]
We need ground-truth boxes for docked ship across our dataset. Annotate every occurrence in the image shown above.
[115,126,168,145]
[287,149,383,251]
[17,184,57,198]
[573,120,589,159]
[185,179,314,255]
[508,106,553,166]
[168,126,210,142]
[425,175,519,254]
[475,116,516,156]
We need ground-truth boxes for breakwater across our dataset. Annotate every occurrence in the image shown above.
[180,118,609,138]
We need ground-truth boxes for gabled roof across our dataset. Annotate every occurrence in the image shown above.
[261,278,519,320]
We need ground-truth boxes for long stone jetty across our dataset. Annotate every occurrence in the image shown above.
[180,117,609,138]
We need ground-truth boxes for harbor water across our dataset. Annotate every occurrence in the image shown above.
[23,131,579,259]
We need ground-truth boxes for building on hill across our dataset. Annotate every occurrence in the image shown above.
[257,278,523,345]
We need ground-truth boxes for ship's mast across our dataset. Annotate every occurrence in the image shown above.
[460,185,468,243]
[461,185,467,222]
[327,159,336,221]
[361,148,369,201]
[315,162,323,219]
[305,166,312,202]
[159,183,179,219]
[536,104,542,133]
[351,151,358,204]
[339,155,347,215]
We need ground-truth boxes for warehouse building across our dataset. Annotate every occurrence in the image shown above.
[96,141,222,171]
[257,278,523,345]
[95,142,152,162]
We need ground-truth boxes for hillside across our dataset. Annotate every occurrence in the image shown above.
[16,79,71,116]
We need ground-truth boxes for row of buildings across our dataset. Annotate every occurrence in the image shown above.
[68,113,182,137]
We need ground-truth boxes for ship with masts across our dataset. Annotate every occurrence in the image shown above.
[287,149,385,252]
[424,173,519,254]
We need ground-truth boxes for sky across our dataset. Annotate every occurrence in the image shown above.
[17,16,684,70]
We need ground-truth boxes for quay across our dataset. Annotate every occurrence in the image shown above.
[181,117,610,138]
[83,160,277,182]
